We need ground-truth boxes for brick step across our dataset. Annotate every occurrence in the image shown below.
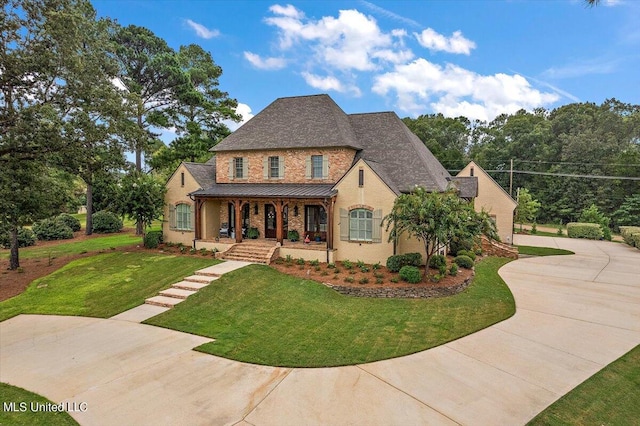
[172,280,214,291]
[223,252,269,259]
[183,274,218,284]
[159,288,197,299]
[145,296,184,308]
[227,248,272,255]
[222,254,269,263]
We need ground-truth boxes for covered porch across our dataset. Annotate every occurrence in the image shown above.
[190,183,337,250]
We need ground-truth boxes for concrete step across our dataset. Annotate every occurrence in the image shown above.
[184,274,217,283]
[159,288,197,299]
[145,296,184,308]
[172,280,214,291]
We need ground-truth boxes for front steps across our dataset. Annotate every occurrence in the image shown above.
[145,270,219,308]
[220,242,277,264]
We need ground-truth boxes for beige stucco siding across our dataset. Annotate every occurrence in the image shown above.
[164,163,199,246]
[332,160,396,265]
[457,161,517,244]
[215,148,356,184]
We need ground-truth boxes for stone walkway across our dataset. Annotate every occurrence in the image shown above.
[1,237,639,425]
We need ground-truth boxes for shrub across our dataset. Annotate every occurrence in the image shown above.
[449,263,459,276]
[439,264,447,276]
[557,226,564,236]
[287,229,299,241]
[566,222,603,240]
[92,211,123,233]
[620,226,640,247]
[449,237,474,256]
[327,263,335,269]
[375,278,383,284]
[372,262,381,270]
[296,257,305,265]
[454,255,474,269]
[531,222,537,234]
[314,265,321,272]
[399,265,422,283]
[457,249,476,261]
[404,252,422,266]
[309,259,320,267]
[0,227,37,249]
[386,255,405,272]
[428,254,446,269]
[342,259,353,269]
[343,276,355,283]
[356,260,365,268]
[32,218,73,241]
[360,266,370,273]
[359,277,369,284]
[390,276,399,283]
[373,272,384,279]
[56,213,81,232]
[285,254,293,263]
[247,227,259,239]
[144,231,163,249]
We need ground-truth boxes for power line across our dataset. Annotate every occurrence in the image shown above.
[448,169,640,181]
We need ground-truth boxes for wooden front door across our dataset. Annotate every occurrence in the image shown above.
[265,204,276,238]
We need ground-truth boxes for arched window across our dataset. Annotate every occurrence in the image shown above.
[349,208,373,241]
[175,204,192,231]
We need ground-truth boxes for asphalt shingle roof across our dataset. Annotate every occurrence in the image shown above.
[183,162,216,189]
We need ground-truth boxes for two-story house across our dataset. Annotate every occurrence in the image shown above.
[163,94,477,264]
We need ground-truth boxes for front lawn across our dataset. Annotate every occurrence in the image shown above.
[516,245,574,256]
[0,383,79,426]
[0,252,217,321]
[146,257,515,367]
[528,345,640,425]
[0,233,142,260]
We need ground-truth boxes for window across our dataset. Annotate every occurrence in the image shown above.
[349,209,373,242]
[180,172,185,187]
[269,156,279,178]
[175,204,192,231]
[234,157,244,179]
[311,155,323,178]
[358,169,364,187]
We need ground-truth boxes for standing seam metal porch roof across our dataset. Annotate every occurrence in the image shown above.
[190,183,336,199]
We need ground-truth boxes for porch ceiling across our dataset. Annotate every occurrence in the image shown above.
[190,183,336,199]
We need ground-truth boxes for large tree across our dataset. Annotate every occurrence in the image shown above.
[0,0,109,268]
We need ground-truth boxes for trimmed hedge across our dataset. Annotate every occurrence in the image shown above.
[399,265,422,283]
[56,213,81,232]
[428,254,446,269]
[92,211,123,234]
[0,228,37,249]
[457,249,476,261]
[386,252,423,272]
[620,226,640,248]
[144,231,163,249]
[32,219,73,241]
[567,222,603,240]
[454,255,474,269]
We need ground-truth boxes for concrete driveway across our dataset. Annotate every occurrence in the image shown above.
[1,236,639,425]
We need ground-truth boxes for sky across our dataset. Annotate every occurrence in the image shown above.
[93,0,640,131]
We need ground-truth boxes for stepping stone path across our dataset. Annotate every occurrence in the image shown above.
[111,260,253,323]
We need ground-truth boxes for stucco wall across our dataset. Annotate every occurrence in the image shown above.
[332,160,396,265]
[215,148,356,184]
[164,163,198,246]
[279,247,334,264]
[457,162,517,244]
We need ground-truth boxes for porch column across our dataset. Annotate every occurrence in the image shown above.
[194,198,205,240]
[275,199,284,245]
[327,196,335,250]
[234,199,243,243]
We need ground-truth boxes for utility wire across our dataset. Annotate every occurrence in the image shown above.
[448,169,640,181]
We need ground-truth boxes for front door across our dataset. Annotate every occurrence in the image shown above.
[265,204,276,239]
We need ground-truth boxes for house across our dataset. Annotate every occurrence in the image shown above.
[164,94,477,264]
[457,161,517,244]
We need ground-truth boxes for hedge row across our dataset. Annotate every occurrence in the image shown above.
[620,226,640,249]
[0,228,37,249]
[566,222,603,240]
[386,252,422,272]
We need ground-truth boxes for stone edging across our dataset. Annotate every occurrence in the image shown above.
[322,270,475,299]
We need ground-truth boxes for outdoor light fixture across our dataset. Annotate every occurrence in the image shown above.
[254,204,258,215]
[293,205,299,216]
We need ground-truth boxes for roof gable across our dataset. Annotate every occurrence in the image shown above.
[183,161,216,189]
[457,161,517,207]
[212,94,361,152]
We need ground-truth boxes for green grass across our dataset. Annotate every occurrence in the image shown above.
[528,345,640,426]
[0,383,79,425]
[516,245,574,256]
[72,213,161,232]
[146,257,515,367]
[0,252,217,322]
[0,233,143,260]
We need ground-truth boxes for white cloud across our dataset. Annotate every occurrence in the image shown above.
[373,58,559,121]
[225,103,254,132]
[359,0,422,28]
[603,0,622,6]
[244,52,287,70]
[542,57,618,79]
[269,4,304,18]
[185,19,220,39]
[414,28,476,55]
[301,72,361,96]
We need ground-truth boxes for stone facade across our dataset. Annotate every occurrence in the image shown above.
[216,148,357,184]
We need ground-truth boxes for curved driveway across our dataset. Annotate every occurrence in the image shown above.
[1,236,639,425]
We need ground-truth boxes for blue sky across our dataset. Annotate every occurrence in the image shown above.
[93,0,640,129]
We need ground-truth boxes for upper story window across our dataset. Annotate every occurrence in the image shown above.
[306,154,328,179]
[269,156,279,178]
[228,157,248,180]
[263,155,284,180]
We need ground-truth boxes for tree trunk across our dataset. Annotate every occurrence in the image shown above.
[85,180,93,235]
[9,224,19,270]
[136,219,143,235]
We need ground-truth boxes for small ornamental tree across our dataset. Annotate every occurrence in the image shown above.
[115,172,166,234]
[382,187,479,278]
[515,188,541,231]
[579,204,611,240]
